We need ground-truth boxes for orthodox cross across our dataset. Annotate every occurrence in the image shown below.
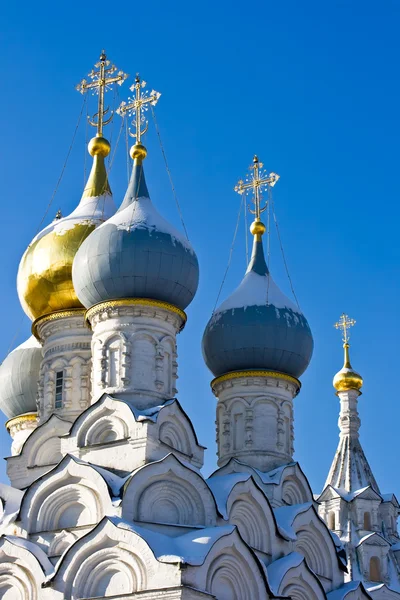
[334,313,356,343]
[234,155,280,220]
[116,74,161,143]
[76,50,128,137]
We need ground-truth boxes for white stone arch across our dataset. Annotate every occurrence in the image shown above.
[159,418,191,455]
[20,455,113,533]
[15,414,70,469]
[185,529,269,600]
[130,331,158,390]
[155,400,205,469]
[226,478,276,554]
[122,454,217,527]
[252,396,279,450]
[48,530,77,558]
[159,333,176,396]
[101,331,129,389]
[229,397,248,453]
[279,464,314,505]
[269,553,326,600]
[290,506,341,592]
[73,546,146,598]
[280,398,294,455]
[53,518,175,599]
[0,537,51,600]
[73,395,134,448]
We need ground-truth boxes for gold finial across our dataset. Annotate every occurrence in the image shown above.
[333,313,363,392]
[234,155,280,236]
[116,74,161,159]
[76,50,128,141]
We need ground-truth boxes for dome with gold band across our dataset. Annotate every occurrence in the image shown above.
[333,342,363,392]
[17,135,116,322]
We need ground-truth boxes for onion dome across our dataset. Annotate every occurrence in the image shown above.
[0,336,42,419]
[333,342,363,393]
[202,219,314,379]
[72,143,199,311]
[17,136,116,321]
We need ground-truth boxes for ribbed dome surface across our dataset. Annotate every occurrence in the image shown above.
[0,336,42,419]
[72,159,199,311]
[202,235,313,378]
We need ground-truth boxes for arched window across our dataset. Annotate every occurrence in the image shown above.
[328,511,336,530]
[369,556,381,582]
[55,370,64,409]
[364,511,372,530]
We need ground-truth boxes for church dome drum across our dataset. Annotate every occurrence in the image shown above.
[0,336,42,419]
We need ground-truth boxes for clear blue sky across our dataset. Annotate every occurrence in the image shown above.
[1,0,399,496]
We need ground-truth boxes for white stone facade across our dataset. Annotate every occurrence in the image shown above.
[1,309,399,599]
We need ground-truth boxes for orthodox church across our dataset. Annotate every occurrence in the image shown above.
[0,52,398,600]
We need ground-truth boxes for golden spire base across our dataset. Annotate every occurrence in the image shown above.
[250,218,266,237]
[130,143,147,161]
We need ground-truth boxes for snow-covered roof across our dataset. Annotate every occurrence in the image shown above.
[110,517,236,566]
[4,535,54,576]
[273,502,312,540]
[266,551,304,595]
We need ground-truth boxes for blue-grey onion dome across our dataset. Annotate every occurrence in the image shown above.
[0,336,42,419]
[202,233,313,379]
[72,154,199,311]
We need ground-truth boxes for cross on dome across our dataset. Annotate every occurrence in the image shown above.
[116,74,161,145]
[234,155,280,227]
[334,313,356,344]
[76,50,128,137]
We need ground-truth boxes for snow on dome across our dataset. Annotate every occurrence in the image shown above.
[72,158,199,311]
[0,336,42,419]
[202,234,313,379]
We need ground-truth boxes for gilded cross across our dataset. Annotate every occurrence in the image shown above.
[334,313,356,343]
[234,156,280,221]
[76,50,128,137]
[116,74,161,143]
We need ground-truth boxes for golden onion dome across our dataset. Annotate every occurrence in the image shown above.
[333,342,363,393]
[17,136,116,322]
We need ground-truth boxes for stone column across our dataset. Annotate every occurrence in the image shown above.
[337,388,361,440]
[34,309,92,423]
[212,370,300,472]
[86,299,186,410]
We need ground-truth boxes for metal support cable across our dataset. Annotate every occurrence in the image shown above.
[125,118,130,183]
[213,195,244,313]
[271,197,301,310]
[34,95,87,236]
[151,106,190,241]
[244,198,249,264]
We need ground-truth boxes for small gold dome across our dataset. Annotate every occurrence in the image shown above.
[333,343,363,392]
[250,219,266,236]
[130,143,147,161]
[88,136,111,157]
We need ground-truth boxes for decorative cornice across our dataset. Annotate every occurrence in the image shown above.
[85,298,187,331]
[32,309,86,340]
[211,370,301,393]
[6,412,37,431]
